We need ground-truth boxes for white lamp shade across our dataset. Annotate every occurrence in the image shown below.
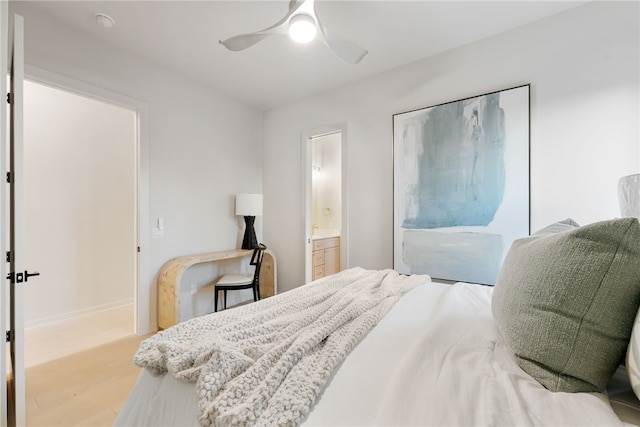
[236,193,263,216]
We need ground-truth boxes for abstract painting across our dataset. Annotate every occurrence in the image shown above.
[393,85,530,285]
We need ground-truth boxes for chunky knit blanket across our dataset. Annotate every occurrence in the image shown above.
[134,267,428,427]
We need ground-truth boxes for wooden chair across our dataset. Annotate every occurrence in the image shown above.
[214,243,266,312]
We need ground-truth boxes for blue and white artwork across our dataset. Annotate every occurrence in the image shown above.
[393,85,530,285]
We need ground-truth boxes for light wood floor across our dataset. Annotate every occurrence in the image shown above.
[25,305,135,368]
[24,306,152,426]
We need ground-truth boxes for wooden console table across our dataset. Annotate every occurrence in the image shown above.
[157,249,277,329]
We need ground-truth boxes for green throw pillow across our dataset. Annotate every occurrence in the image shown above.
[492,217,640,392]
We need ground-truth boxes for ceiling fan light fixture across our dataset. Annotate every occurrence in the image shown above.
[288,14,316,43]
[219,0,368,64]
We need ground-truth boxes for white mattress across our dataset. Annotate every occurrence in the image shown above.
[117,281,639,426]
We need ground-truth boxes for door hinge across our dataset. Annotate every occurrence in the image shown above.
[6,330,13,343]
[6,251,10,262]
[6,92,10,104]
[6,171,10,183]
[137,246,140,253]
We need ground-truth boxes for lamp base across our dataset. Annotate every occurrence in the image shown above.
[241,216,258,249]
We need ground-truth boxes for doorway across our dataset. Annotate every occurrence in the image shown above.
[303,126,348,283]
[23,79,137,365]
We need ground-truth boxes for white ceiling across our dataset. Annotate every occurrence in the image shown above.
[15,1,587,110]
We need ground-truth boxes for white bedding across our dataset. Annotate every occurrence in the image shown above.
[117,279,637,426]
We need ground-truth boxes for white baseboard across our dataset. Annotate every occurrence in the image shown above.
[25,299,134,330]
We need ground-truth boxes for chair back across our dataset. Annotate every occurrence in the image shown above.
[251,243,267,284]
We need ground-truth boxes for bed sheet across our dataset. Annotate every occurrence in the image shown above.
[116,281,632,426]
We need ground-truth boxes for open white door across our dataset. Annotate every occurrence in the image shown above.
[301,125,349,284]
[6,14,27,427]
[1,3,9,426]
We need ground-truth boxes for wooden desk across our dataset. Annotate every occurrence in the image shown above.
[157,249,277,329]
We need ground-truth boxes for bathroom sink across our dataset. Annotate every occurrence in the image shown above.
[312,228,340,239]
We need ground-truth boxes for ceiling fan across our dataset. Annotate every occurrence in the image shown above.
[219,0,368,65]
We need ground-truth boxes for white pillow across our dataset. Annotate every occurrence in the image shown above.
[627,309,640,398]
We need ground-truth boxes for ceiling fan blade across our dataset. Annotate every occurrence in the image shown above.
[219,33,281,51]
[289,0,304,10]
[317,20,368,64]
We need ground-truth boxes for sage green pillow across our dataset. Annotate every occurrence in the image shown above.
[492,217,640,392]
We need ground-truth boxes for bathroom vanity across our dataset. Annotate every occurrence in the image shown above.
[312,236,340,280]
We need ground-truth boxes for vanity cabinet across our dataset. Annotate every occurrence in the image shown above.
[312,236,340,280]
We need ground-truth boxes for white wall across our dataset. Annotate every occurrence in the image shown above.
[264,2,640,292]
[24,80,136,327]
[312,133,341,232]
[10,2,263,333]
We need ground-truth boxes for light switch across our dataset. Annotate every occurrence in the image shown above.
[152,218,165,238]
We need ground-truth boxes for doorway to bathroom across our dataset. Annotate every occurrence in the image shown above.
[302,126,348,283]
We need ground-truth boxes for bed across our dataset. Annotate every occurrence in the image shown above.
[116,217,640,426]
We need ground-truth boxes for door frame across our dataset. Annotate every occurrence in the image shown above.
[24,65,151,335]
[301,124,349,283]
[1,3,9,425]
[7,14,25,426]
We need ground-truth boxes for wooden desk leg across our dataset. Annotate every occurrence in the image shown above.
[260,250,277,299]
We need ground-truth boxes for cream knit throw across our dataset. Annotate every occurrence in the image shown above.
[134,267,428,427]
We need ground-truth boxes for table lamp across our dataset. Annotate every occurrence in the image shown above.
[236,193,263,249]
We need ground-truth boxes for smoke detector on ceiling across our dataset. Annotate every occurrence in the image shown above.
[95,13,115,29]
